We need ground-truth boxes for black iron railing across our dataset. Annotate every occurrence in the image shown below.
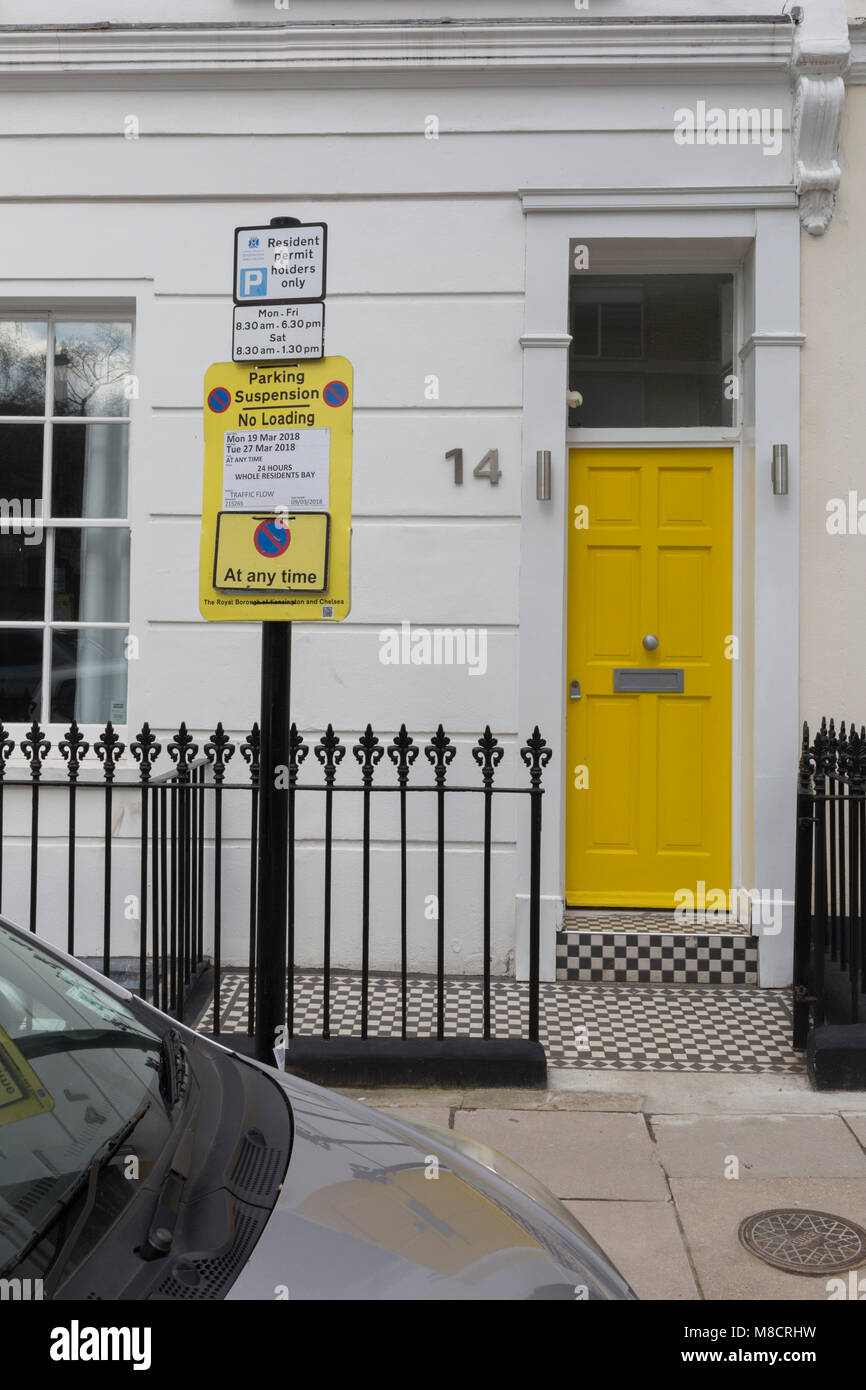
[0,717,549,1048]
[793,718,866,1047]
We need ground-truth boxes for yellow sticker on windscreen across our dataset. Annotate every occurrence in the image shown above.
[0,1023,54,1127]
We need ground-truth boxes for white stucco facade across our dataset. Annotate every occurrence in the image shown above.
[0,1,856,987]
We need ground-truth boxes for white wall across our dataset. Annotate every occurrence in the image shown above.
[800,84,866,724]
[0,14,802,976]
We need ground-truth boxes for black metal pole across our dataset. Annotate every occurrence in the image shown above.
[528,787,542,1045]
[255,621,292,1063]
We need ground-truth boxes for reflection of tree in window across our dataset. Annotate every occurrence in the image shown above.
[53,323,131,418]
[0,321,46,416]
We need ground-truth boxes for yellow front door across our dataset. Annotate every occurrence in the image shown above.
[566,448,732,908]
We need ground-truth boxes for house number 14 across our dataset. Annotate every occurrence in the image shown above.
[445,448,501,486]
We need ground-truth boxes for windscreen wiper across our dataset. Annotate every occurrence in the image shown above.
[157,1028,188,1110]
[0,1099,151,1284]
[139,1115,196,1262]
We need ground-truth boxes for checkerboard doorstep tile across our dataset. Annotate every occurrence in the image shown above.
[556,932,759,985]
[195,970,802,1074]
[562,908,749,935]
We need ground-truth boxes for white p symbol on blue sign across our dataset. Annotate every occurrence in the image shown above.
[241,268,266,297]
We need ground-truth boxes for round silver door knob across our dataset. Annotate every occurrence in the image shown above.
[642,634,659,651]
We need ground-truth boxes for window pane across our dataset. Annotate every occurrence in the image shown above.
[51,628,128,725]
[0,422,44,513]
[0,629,43,722]
[0,529,45,621]
[0,321,47,416]
[53,322,132,418]
[570,302,598,357]
[51,423,128,518]
[568,274,734,428]
[600,302,643,358]
[53,528,129,622]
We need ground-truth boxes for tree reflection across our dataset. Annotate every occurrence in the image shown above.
[54,323,131,416]
[0,322,46,415]
[0,320,132,417]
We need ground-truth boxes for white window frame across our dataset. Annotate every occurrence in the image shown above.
[0,309,134,730]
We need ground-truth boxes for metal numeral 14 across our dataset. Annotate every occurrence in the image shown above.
[445,448,501,486]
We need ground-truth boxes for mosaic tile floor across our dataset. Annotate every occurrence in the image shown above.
[196,970,804,1074]
[562,909,750,935]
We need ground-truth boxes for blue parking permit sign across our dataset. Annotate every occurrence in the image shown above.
[240,268,267,297]
[234,222,327,305]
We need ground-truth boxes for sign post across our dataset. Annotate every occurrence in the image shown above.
[256,617,291,1067]
[200,215,351,1064]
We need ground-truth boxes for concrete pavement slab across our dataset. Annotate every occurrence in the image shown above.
[452,1109,668,1200]
[841,1114,866,1150]
[564,1199,699,1301]
[340,1085,644,1112]
[460,1088,642,1111]
[369,1106,453,1131]
[338,1088,463,1109]
[652,1114,866,1179]
[669,1178,866,1300]
[549,1069,866,1115]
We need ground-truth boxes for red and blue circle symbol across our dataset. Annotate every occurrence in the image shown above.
[208,387,231,413]
[254,518,290,558]
[323,380,349,407]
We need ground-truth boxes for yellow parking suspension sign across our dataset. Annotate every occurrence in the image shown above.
[199,357,352,621]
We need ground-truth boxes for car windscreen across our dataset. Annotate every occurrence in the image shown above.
[0,928,166,1273]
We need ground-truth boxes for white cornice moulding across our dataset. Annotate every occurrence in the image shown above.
[0,21,793,80]
[848,21,866,83]
[519,334,572,351]
[738,331,806,360]
[791,25,850,236]
[520,188,797,213]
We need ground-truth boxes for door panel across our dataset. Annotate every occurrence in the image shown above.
[586,696,640,851]
[566,448,732,907]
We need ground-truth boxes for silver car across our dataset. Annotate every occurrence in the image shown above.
[0,917,634,1301]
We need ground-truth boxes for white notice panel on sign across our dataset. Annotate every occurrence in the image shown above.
[232,303,324,362]
[234,223,327,304]
[222,429,331,511]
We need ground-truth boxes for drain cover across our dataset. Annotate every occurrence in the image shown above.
[739,1209,866,1275]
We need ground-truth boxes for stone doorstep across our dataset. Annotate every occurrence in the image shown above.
[556,929,760,985]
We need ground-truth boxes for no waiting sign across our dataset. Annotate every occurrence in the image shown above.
[234,222,327,304]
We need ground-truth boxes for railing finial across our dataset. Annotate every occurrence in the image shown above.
[520,726,552,788]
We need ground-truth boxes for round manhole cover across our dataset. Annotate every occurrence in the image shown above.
[739,1209,866,1275]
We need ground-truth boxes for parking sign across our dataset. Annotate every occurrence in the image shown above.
[234,222,327,305]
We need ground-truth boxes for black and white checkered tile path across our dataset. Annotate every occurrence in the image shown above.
[196,970,803,1074]
[562,909,749,935]
[556,933,759,985]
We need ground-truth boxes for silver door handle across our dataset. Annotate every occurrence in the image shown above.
[642,634,659,651]
[569,680,581,700]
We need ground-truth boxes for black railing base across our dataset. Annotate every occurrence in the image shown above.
[209,1035,548,1089]
[807,1024,866,1090]
[820,955,866,1027]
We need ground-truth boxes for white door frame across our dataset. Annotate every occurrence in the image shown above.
[513,193,802,987]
